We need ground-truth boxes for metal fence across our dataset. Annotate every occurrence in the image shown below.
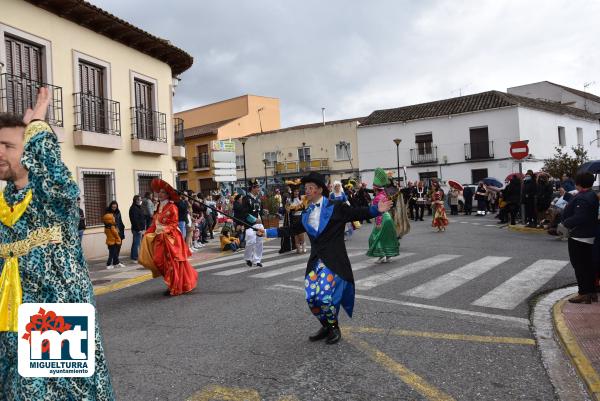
[73,92,120,135]
[130,107,167,142]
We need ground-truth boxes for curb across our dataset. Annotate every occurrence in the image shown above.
[553,297,600,400]
[507,225,547,234]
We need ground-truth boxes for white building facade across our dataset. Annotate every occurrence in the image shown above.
[358,89,600,187]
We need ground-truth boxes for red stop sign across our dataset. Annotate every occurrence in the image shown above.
[510,140,529,160]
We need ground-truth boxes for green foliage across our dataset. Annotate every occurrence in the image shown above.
[261,194,280,216]
[542,146,589,178]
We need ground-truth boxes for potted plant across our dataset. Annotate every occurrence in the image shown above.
[261,194,281,228]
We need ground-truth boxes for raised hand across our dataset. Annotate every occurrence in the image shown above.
[378,199,393,213]
[23,87,50,124]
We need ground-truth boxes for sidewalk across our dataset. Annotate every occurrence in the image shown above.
[554,293,600,400]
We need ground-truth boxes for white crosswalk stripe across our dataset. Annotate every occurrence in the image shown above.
[402,256,512,299]
[471,259,569,309]
[290,253,416,282]
[250,251,365,279]
[195,249,278,272]
[355,254,461,290]
[213,253,312,276]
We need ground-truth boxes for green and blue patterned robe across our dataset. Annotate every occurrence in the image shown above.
[0,122,114,400]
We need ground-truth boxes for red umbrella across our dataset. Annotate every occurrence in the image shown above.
[447,179,464,191]
[505,173,524,182]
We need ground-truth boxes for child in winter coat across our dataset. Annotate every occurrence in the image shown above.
[220,228,240,252]
[244,222,265,267]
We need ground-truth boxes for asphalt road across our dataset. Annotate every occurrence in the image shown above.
[96,212,575,401]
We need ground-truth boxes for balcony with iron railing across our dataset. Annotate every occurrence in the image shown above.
[410,146,438,165]
[130,107,168,154]
[172,117,186,160]
[465,141,494,160]
[275,158,329,174]
[0,73,64,139]
[73,92,122,149]
[176,159,188,172]
[193,154,210,170]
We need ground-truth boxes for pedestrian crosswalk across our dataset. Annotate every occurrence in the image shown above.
[193,248,570,311]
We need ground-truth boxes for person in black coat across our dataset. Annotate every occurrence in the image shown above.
[462,185,474,215]
[129,195,146,262]
[502,177,521,225]
[560,172,599,303]
[536,174,554,226]
[522,170,538,227]
[260,172,392,345]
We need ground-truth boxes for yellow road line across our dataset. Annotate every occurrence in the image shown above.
[345,326,535,346]
[93,273,154,296]
[346,334,455,401]
[553,298,600,400]
[186,385,261,401]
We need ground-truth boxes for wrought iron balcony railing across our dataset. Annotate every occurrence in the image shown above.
[465,141,494,160]
[176,159,188,172]
[193,154,210,169]
[130,107,167,142]
[275,158,329,174]
[410,146,438,165]
[173,117,184,146]
[73,92,120,135]
[0,73,63,126]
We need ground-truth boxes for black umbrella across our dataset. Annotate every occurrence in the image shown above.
[578,160,600,174]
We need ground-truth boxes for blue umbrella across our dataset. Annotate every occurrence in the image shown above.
[578,160,600,174]
[482,177,503,187]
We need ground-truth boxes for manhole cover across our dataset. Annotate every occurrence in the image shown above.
[92,279,111,285]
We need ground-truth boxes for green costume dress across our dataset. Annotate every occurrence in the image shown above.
[0,121,114,400]
[367,168,400,258]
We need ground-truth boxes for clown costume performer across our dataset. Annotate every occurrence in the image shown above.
[263,172,391,344]
[0,89,114,400]
[431,184,449,232]
[367,168,400,263]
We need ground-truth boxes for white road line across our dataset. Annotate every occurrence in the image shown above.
[472,259,569,310]
[214,253,311,276]
[355,254,461,290]
[459,221,469,224]
[251,251,365,279]
[290,253,416,282]
[268,284,529,328]
[484,224,496,227]
[402,256,511,299]
[195,248,278,266]
[195,249,281,272]
[471,223,481,225]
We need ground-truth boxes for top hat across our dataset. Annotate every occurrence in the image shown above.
[151,178,180,202]
[248,178,260,188]
[301,172,329,196]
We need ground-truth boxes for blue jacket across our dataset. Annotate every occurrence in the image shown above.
[562,190,598,238]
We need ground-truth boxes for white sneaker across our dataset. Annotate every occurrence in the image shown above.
[106,265,114,270]
[377,257,385,263]
[116,263,126,268]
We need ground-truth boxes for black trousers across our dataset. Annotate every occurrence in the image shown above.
[414,204,425,220]
[525,198,536,224]
[107,244,121,266]
[568,238,596,295]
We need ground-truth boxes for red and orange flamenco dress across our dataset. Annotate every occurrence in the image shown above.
[141,201,198,295]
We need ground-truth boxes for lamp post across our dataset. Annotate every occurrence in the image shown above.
[239,137,248,193]
[262,158,269,194]
[393,138,402,186]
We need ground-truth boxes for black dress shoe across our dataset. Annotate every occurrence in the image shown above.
[246,260,252,267]
[163,289,171,296]
[326,325,342,344]
[256,263,263,267]
[309,326,330,342]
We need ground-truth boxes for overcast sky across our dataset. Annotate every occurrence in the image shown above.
[93,0,600,127]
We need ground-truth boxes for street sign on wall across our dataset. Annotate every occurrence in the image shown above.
[212,151,236,162]
[510,140,529,160]
[211,140,235,152]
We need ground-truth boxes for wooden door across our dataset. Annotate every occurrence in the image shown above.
[4,36,42,115]
[79,62,105,132]
[134,79,154,139]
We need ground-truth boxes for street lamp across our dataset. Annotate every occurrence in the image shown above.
[262,158,269,194]
[239,137,248,193]
[393,138,402,186]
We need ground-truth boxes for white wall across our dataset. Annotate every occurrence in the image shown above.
[358,106,600,187]
[357,107,520,186]
[508,82,600,114]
